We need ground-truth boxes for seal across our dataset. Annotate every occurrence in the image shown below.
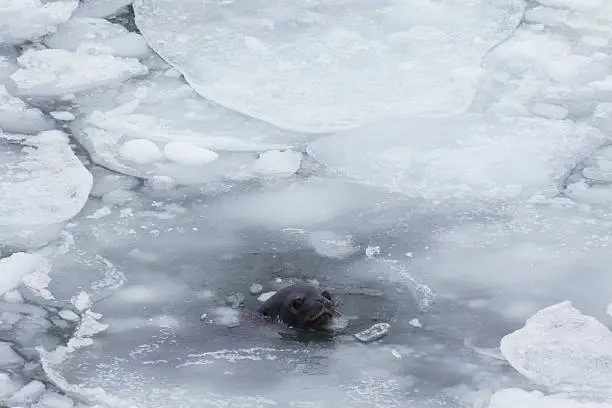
[257,283,339,330]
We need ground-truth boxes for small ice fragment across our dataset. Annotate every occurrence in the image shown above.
[253,149,302,176]
[0,342,24,367]
[409,318,422,328]
[365,246,381,258]
[50,111,75,121]
[147,175,176,190]
[119,139,162,164]
[71,291,91,311]
[258,291,276,302]
[3,290,23,304]
[607,303,612,318]
[274,278,282,283]
[163,142,218,166]
[249,283,263,296]
[37,391,74,408]
[224,292,245,309]
[353,322,391,343]
[86,206,111,219]
[8,380,45,405]
[391,348,402,359]
[308,231,358,259]
[212,307,240,328]
[58,309,80,322]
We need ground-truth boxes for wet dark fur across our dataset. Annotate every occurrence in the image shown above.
[257,283,336,330]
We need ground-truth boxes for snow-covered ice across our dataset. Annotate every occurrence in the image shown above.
[500,302,612,397]
[308,114,605,202]
[0,0,77,45]
[45,17,150,59]
[71,71,313,183]
[10,47,148,97]
[253,149,302,177]
[133,0,524,132]
[0,85,54,133]
[0,130,92,248]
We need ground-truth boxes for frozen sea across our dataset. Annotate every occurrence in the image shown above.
[0,0,612,407]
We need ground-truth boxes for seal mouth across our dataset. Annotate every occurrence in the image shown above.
[302,306,339,329]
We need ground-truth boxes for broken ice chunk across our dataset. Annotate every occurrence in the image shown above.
[257,291,276,302]
[249,283,263,296]
[224,292,245,309]
[353,322,391,343]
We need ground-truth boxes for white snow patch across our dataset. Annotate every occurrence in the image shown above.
[500,301,612,397]
[253,150,302,176]
[163,142,218,166]
[10,47,148,97]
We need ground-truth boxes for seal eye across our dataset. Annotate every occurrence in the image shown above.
[292,297,304,310]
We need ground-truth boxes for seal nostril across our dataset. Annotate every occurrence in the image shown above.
[292,297,304,309]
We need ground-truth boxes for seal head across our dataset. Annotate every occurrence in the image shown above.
[257,283,337,330]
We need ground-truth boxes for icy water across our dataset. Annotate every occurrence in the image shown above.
[0,0,612,407]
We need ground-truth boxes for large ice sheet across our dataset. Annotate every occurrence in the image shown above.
[0,130,92,247]
[500,301,612,397]
[73,0,133,19]
[307,114,605,202]
[133,0,524,133]
[0,0,77,45]
[471,0,612,118]
[489,388,612,408]
[71,71,313,183]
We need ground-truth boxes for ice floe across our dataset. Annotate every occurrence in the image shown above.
[0,130,92,248]
[308,114,606,203]
[133,0,524,132]
[0,0,77,45]
[500,301,612,397]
